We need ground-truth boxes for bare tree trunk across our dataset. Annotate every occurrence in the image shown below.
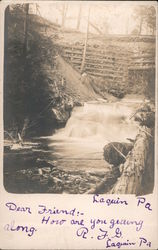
[23,3,29,55]
[139,17,143,35]
[125,17,129,35]
[61,3,68,28]
[61,4,65,28]
[80,7,91,73]
[76,3,82,30]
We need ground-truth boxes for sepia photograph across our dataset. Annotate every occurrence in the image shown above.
[3,1,156,195]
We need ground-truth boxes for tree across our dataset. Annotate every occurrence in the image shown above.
[80,6,91,73]
[145,6,156,35]
[76,3,82,30]
[54,2,69,28]
[61,2,68,28]
[133,5,156,35]
[23,4,29,54]
[4,4,56,138]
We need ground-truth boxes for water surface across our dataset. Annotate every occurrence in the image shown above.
[4,99,141,172]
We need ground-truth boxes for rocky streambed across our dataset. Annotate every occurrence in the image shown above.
[4,163,119,194]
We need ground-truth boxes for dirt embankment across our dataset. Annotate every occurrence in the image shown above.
[43,55,102,135]
[55,55,100,102]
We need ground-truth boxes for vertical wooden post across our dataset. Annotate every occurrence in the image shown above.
[80,6,90,73]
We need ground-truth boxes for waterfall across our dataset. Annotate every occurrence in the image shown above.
[49,100,139,170]
[52,101,138,145]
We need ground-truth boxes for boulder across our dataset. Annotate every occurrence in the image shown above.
[74,101,84,107]
[103,142,133,166]
[36,158,56,169]
[51,108,69,124]
[65,98,73,111]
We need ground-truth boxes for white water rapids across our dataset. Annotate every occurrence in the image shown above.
[48,99,140,171]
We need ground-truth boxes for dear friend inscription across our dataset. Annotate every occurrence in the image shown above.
[3,195,152,249]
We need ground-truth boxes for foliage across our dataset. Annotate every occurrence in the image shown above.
[4,4,57,138]
[133,5,156,35]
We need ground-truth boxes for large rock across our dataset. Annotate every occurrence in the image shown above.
[51,108,69,124]
[65,98,73,111]
[103,142,133,166]
[74,101,84,107]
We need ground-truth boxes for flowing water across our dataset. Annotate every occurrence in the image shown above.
[4,98,143,193]
[4,99,141,173]
[47,100,139,170]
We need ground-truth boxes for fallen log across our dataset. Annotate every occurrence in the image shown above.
[109,127,154,195]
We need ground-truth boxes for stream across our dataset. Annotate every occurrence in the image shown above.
[4,98,141,193]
